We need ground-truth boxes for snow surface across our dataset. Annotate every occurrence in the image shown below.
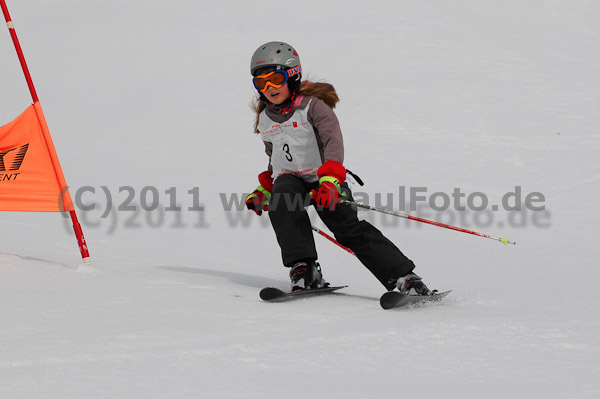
[1,0,599,398]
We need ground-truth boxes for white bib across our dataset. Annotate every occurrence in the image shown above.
[258,99,322,183]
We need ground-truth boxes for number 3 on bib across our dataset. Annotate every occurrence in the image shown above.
[282,143,293,162]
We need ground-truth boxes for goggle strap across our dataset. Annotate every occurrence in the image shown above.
[286,65,302,78]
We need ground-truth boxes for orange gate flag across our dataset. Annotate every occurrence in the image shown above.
[0,102,74,212]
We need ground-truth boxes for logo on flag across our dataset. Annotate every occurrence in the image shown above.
[0,143,29,171]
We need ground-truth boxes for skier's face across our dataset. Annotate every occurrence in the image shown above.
[263,82,290,105]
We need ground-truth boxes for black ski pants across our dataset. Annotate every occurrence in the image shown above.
[268,174,415,290]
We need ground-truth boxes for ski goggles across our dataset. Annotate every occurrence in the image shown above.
[252,65,302,92]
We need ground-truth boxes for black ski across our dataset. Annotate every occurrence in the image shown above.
[380,290,451,310]
[260,285,347,302]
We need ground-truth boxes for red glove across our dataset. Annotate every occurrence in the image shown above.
[312,180,340,209]
[246,171,273,216]
[311,161,347,210]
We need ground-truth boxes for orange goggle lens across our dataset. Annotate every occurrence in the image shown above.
[253,71,288,92]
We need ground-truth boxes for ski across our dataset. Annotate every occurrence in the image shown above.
[260,285,347,302]
[380,290,451,310]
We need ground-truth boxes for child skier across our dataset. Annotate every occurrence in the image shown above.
[245,41,433,295]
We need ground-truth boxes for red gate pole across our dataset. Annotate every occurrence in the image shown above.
[1,0,91,264]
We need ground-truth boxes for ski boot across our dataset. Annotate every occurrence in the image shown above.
[289,261,328,291]
[395,273,435,296]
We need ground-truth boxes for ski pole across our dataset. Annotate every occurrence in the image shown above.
[311,225,356,256]
[340,200,516,245]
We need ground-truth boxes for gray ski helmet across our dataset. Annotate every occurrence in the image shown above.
[250,42,300,76]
